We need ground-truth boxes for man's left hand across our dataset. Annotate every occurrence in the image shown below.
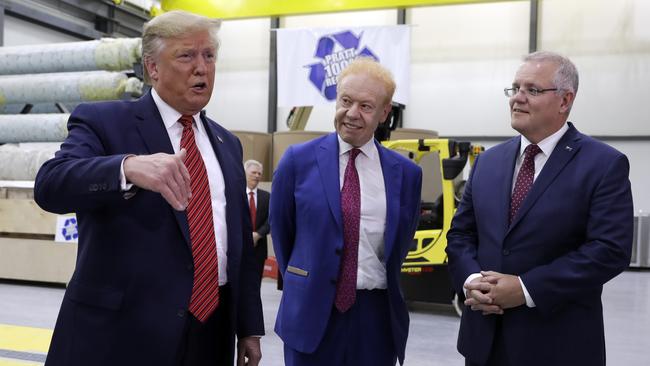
[480,271,526,309]
[237,336,261,366]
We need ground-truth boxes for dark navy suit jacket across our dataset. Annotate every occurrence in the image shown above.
[446,123,633,366]
[270,133,422,364]
[34,92,264,366]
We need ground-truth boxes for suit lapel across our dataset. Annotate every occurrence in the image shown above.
[508,124,581,232]
[134,93,191,247]
[499,138,520,235]
[134,93,175,155]
[377,142,402,260]
[316,134,343,229]
[203,115,247,271]
[256,191,268,227]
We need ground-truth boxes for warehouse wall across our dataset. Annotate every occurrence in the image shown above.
[2,0,648,211]
[207,18,270,131]
[3,15,82,45]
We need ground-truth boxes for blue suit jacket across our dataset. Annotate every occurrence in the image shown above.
[446,123,633,366]
[34,92,264,366]
[270,133,422,364]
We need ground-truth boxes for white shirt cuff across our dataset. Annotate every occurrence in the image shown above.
[120,155,135,191]
[464,273,483,298]
[518,276,536,308]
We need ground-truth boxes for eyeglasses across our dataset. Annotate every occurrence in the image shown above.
[504,86,558,97]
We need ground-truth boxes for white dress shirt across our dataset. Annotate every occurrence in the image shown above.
[246,187,258,207]
[338,136,388,290]
[123,89,229,285]
[464,123,569,307]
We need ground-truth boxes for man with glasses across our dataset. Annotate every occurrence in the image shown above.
[446,51,633,366]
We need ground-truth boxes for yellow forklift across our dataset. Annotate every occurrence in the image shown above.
[382,138,483,316]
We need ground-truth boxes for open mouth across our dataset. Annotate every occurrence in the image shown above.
[512,108,528,114]
[343,122,362,130]
[192,82,207,91]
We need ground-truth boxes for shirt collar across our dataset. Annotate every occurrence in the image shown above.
[519,122,569,158]
[337,135,378,161]
[246,187,258,195]
[151,88,204,135]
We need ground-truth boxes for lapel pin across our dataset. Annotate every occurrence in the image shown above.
[565,146,573,151]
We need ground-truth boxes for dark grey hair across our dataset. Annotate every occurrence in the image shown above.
[524,51,579,95]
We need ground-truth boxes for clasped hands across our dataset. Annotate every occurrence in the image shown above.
[463,271,526,315]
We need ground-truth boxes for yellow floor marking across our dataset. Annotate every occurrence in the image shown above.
[0,324,52,354]
[0,358,42,366]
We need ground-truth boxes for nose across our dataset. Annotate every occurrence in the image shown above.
[346,103,360,118]
[511,88,527,103]
[194,56,208,75]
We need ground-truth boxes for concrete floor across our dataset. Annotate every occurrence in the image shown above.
[1,271,649,365]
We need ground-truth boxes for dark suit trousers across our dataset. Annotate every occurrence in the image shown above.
[284,289,397,366]
[175,284,233,366]
[465,317,510,366]
[253,241,267,281]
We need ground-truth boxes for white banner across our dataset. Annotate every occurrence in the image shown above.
[277,25,410,107]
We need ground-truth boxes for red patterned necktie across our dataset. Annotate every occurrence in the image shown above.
[249,191,257,231]
[510,144,542,224]
[335,148,361,313]
[179,115,219,322]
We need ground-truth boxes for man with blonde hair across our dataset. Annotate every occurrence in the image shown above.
[271,57,422,365]
[35,10,263,366]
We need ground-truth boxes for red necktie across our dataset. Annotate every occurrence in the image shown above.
[179,115,219,322]
[335,148,361,313]
[249,191,257,231]
[510,144,541,224]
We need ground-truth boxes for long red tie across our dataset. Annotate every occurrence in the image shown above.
[179,115,219,322]
[249,191,257,231]
[335,148,361,313]
[510,144,541,224]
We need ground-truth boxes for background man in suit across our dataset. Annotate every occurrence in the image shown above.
[271,57,422,366]
[244,159,270,283]
[34,10,263,366]
[446,51,633,366]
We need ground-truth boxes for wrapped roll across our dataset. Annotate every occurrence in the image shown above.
[0,143,61,180]
[0,114,69,143]
[0,71,143,111]
[0,38,142,75]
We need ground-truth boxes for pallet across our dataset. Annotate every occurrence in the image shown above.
[0,181,76,285]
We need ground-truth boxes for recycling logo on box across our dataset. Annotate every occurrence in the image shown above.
[306,30,379,101]
[55,215,79,243]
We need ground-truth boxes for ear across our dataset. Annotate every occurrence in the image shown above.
[144,56,159,82]
[559,91,575,114]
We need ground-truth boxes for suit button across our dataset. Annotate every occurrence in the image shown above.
[335,248,342,255]
[330,278,337,285]
[177,309,185,318]
[502,249,510,256]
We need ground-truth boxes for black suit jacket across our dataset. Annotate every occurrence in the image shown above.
[253,189,270,276]
[34,92,264,366]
